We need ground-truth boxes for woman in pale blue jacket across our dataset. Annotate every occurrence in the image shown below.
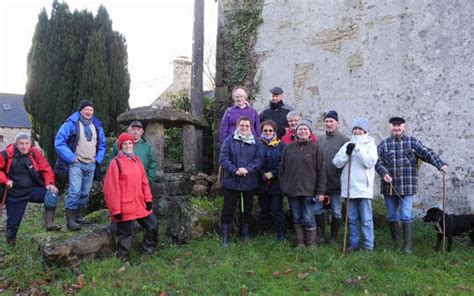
[333,117,378,251]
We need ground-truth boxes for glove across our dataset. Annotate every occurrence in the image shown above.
[346,143,356,156]
[113,213,123,221]
[145,201,153,211]
[262,172,273,181]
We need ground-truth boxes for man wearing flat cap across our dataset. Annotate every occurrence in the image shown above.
[375,116,448,255]
[110,120,157,185]
[55,100,107,231]
[260,86,293,139]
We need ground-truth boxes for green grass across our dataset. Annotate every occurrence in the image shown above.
[1,204,473,295]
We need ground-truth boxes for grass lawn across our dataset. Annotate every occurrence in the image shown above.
[0,202,473,295]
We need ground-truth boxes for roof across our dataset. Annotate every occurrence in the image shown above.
[0,93,31,128]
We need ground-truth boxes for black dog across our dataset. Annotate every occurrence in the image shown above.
[423,207,474,252]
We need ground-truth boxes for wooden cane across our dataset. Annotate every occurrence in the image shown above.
[442,173,446,254]
[342,155,352,255]
[0,187,8,217]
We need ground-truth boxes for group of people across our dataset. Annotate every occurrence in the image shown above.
[1,100,158,260]
[218,86,448,254]
[0,89,448,258]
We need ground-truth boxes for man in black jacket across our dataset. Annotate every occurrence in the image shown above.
[260,87,293,139]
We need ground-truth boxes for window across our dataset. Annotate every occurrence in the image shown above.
[0,135,4,142]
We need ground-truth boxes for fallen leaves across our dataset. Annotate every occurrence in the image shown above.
[71,274,84,289]
[272,271,280,278]
[297,272,309,279]
[344,275,368,286]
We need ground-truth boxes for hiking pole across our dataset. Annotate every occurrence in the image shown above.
[0,187,8,217]
[239,177,244,237]
[342,155,352,255]
[442,173,446,254]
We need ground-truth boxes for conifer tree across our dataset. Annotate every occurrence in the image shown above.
[24,1,130,162]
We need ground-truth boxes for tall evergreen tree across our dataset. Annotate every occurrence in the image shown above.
[24,1,130,162]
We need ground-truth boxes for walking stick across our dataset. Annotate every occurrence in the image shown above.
[342,155,352,255]
[442,173,446,254]
[239,177,245,235]
[0,187,8,217]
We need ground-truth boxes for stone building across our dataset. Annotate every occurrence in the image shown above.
[215,1,473,213]
[0,93,32,150]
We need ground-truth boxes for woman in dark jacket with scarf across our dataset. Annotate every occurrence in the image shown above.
[257,120,286,240]
[219,116,264,247]
[279,119,327,247]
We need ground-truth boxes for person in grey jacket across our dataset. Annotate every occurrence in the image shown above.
[317,110,349,243]
[279,119,326,247]
[333,117,378,252]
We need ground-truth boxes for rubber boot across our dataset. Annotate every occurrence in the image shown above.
[315,214,326,244]
[66,209,81,231]
[305,227,317,246]
[221,223,230,248]
[389,221,400,250]
[277,224,285,241]
[328,218,341,244]
[294,224,305,248]
[76,206,91,225]
[44,208,62,231]
[242,223,250,242]
[402,223,413,255]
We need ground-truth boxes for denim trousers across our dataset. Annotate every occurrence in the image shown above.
[384,194,414,223]
[66,161,96,210]
[328,193,342,219]
[348,198,374,250]
[289,196,319,228]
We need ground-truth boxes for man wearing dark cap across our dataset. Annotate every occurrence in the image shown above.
[317,110,349,243]
[375,116,448,255]
[260,86,293,139]
[55,100,107,230]
[110,120,157,185]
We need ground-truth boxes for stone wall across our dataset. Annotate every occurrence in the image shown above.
[0,127,31,150]
[217,0,473,214]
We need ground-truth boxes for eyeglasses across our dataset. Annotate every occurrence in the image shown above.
[262,129,274,132]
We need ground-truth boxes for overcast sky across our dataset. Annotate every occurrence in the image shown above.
[0,0,218,108]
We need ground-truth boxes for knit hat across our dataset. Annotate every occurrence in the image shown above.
[352,117,369,133]
[118,132,134,149]
[296,118,313,133]
[324,110,339,121]
[78,100,94,111]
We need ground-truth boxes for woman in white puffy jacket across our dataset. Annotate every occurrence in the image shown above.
[332,117,378,251]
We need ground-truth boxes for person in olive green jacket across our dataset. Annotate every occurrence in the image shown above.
[110,121,157,184]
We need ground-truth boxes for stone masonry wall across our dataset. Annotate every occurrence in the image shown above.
[217,0,473,214]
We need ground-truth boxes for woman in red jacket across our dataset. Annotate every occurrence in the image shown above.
[103,133,158,260]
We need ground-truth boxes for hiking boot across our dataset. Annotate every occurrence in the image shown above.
[402,223,413,255]
[305,227,317,246]
[389,221,400,250]
[66,209,81,231]
[76,206,91,225]
[315,214,326,244]
[328,218,341,244]
[221,223,230,248]
[44,208,62,231]
[294,224,305,248]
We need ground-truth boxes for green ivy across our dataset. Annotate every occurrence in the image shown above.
[224,0,263,86]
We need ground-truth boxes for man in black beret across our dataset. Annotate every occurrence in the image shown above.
[260,86,293,139]
[375,116,448,254]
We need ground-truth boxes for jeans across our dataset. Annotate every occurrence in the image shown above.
[6,187,46,240]
[221,187,254,224]
[384,194,414,223]
[348,198,374,250]
[258,193,284,230]
[328,193,342,219]
[66,161,96,210]
[289,196,318,228]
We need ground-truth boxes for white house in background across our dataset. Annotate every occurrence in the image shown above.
[0,93,32,150]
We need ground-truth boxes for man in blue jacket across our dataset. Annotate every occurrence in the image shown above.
[54,100,107,230]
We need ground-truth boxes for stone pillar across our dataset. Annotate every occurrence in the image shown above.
[144,122,165,174]
[183,124,202,173]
